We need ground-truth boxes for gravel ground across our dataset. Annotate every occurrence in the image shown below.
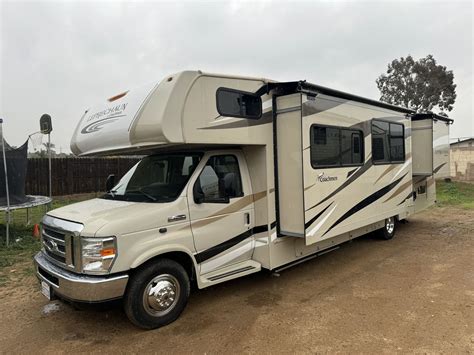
[0,206,473,353]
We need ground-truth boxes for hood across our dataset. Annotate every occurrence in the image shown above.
[47,197,189,236]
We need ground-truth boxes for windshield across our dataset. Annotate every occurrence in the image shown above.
[101,153,202,203]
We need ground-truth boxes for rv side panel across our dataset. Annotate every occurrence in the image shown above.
[275,93,305,237]
[301,94,411,246]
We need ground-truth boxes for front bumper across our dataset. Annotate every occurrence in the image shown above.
[34,252,128,302]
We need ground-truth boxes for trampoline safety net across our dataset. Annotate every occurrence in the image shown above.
[0,140,29,206]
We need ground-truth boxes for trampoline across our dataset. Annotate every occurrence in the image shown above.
[1,118,51,245]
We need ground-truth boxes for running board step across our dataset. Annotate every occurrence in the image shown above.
[200,260,261,287]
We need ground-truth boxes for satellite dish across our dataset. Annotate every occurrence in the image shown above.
[40,114,52,134]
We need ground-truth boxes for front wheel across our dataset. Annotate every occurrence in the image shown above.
[124,259,190,329]
[379,216,396,240]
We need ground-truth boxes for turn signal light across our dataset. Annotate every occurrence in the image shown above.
[100,248,116,257]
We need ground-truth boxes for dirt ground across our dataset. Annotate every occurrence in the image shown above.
[0,207,473,353]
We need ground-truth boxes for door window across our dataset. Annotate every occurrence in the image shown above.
[194,155,243,203]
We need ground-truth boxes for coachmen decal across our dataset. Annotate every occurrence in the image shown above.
[318,173,338,182]
[81,103,128,134]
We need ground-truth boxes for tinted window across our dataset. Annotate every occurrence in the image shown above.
[195,155,243,202]
[310,125,364,168]
[372,120,390,162]
[341,129,363,165]
[311,126,340,166]
[216,88,262,119]
[390,137,404,161]
[372,120,405,163]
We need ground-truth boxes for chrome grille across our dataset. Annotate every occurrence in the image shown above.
[41,215,83,271]
[42,227,67,264]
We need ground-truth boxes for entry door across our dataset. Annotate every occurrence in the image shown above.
[187,152,255,275]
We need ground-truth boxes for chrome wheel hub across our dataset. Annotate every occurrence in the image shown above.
[386,217,395,234]
[143,274,180,316]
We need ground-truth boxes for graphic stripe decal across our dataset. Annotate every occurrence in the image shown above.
[322,173,407,236]
[397,192,413,206]
[433,162,446,174]
[306,157,372,212]
[199,111,272,130]
[307,203,337,237]
[195,230,252,263]
[195,222,276,263]
[374,164,398,184]
[383,179,412,203]
[347,167,358,178]
[304,202,333,230]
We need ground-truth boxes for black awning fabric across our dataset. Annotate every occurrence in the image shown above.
[0,139,29,206]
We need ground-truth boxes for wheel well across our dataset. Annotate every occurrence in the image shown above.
[135,251,196,281]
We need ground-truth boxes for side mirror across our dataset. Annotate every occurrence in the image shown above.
[193,182,204,204]
[106,174,115,192]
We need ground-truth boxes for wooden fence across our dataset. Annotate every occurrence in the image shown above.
[25,158,140,196]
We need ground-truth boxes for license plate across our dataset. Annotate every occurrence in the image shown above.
[41,281,51,300]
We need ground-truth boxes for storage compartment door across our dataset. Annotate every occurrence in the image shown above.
[412,119,433,176]
[275,93,305,237]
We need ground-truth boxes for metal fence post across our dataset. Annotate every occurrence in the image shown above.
[0,118,11,246]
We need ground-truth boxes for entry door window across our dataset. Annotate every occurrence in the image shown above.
[195,155,243,202]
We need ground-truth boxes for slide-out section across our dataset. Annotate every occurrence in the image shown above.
[412,119,433,176]
[433,119,450,178]
[275,93,305,237]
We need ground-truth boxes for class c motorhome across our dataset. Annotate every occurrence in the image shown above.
[34,71,453,329]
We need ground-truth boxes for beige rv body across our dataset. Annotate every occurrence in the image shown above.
[35,71,451,322]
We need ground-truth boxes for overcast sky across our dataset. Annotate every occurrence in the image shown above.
[1,0,472,152]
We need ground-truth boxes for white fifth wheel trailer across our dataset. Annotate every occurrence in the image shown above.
[34,71,452,329]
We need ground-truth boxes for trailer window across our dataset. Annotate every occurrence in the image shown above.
[311,126,340,166]
[216,88,262,119]
[310,125,364,168]
[390,123,404,162]
[371,120,405,164]
[341,129,363,165]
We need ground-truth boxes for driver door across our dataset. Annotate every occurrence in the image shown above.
[187,152,255,275]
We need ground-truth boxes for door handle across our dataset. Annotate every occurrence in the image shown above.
[168,214,187,222]
[244,213,250,225]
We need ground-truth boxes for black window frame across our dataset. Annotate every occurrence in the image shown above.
[310,124,365,169]
[215,87,262,120]
[371,119,405,165]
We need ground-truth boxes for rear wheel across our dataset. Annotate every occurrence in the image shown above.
[379,216,396,240]
[124,259,190,329]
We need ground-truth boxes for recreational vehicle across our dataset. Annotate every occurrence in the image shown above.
[34,71,452,329]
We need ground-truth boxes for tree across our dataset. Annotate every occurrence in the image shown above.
[376,55,456,114]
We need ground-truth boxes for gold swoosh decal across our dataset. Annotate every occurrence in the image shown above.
[190,190,270,229]
[374,153,412,185]
[383,179,412,203]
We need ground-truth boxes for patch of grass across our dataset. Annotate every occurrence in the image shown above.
[436,180,474,209]
[0,193,97,285]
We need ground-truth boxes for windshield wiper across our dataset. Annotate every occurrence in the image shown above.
[126,189,157,202]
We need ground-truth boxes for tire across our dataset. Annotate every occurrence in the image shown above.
[378,216,396,240]
[124,259,190,330]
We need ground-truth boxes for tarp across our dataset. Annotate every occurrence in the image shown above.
[0,139,29,206]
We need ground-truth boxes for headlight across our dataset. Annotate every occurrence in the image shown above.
[81,237,117,274]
